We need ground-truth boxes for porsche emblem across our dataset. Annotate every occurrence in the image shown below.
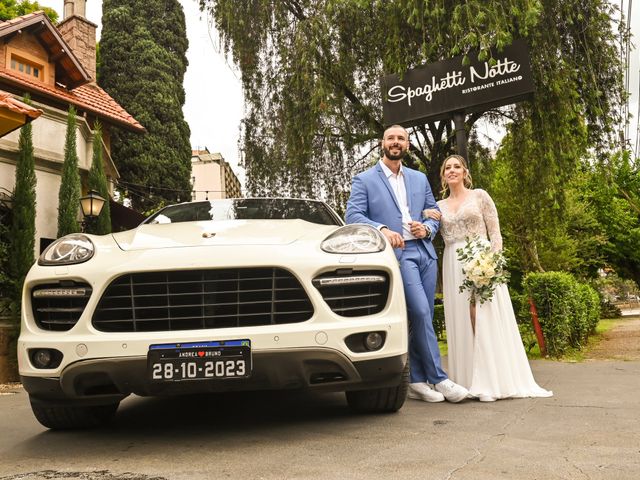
[202,232,216,238]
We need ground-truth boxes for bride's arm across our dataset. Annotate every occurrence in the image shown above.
[479,190,503,252]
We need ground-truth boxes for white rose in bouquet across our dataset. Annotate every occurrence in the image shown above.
[456,236,510,304]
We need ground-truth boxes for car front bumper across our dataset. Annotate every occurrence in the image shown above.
[23,349,408,406]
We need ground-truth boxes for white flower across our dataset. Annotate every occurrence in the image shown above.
[456,236,510,304]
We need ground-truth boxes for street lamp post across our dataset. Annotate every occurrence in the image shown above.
[79,190,106,232]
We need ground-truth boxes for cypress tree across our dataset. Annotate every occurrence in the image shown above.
[57,106,81,237]
[98,0,191,212]
[86,123,112,235]
[9,94,37,321]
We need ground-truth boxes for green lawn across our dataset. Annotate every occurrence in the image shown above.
[437,318,622,362]
[438,339,447,358]
[559,318,621,362]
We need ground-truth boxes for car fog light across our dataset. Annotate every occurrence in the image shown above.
[29,348,63,369]
[33,349,51,368]
[364,332,384,351]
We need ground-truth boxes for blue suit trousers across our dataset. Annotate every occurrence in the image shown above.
[399,240,448,384]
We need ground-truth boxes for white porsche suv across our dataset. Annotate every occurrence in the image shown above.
[19,198,409,429]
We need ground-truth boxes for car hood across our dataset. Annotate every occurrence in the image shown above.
[112,220,337,251]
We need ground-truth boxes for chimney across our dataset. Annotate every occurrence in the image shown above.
[63,0,86,18]
[57,0,97,81]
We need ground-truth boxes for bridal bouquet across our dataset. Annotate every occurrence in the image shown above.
[456,237,509,304]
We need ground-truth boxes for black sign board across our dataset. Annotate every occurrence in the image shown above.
[381,39,535,126]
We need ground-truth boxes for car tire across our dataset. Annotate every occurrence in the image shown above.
[345,360,409,413]
[29,398,119,430]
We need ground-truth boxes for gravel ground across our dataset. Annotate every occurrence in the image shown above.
[584,315,640,361]
[0,382,21,395]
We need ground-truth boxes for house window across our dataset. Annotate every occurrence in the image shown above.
[10,55,43,80]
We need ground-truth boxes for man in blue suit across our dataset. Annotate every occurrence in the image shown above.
[346,125,468,403]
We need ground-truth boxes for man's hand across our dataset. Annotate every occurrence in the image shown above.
[381,227,405,249]
[409,221,429,239]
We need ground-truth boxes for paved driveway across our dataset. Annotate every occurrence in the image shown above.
[0,358,638,480]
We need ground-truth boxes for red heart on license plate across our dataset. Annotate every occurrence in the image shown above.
[197,351,205,357]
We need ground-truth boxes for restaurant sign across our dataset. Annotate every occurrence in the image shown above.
[381,39,534,126]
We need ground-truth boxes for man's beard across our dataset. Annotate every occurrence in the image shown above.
[383,147,407,161]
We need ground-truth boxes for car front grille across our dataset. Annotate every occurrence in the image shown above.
[312,270,389,317]
[31,282,93,331]
[92,268,314,332]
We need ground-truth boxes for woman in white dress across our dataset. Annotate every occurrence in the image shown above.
[426,155,552,402]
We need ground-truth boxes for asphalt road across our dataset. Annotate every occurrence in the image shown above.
[0,359,639,480]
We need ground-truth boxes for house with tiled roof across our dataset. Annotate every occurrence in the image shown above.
[0,0,145,253]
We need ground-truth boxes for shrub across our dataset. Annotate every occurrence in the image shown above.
[9,101,36,324]
[510,291,530,324]
[523,271,601,357]
[86,123,112,235]
[57,106,81,237]
[523,272,574,356]
[600,299,622,319]
[580,284,601,334]
[569,284,590,348]
[510,291,538,352]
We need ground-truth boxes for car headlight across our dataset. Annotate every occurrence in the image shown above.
[38,234,95,266]
[321,224,386,254]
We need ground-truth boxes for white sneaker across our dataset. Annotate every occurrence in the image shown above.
[408,382,445,403]
[434,379,469,403]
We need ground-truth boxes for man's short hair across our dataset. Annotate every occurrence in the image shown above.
[383,124,408,139]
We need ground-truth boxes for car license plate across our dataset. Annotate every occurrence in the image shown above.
[148,340,251,382]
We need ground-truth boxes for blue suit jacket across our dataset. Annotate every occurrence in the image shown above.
[346,162,440,260]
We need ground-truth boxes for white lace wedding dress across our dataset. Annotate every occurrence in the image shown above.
[437,189,552,401]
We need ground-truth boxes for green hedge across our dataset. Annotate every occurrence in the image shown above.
[523,272,601,357]
[510,292,538,353]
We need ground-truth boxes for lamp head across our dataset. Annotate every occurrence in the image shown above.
[80,190,106,218]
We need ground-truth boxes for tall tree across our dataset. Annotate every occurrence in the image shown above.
[199,0,625,212]
[87,123,112,235]
[0,0,58,22]
[98,0,191,212]
[9,94,36,322]
[57,106,81,237]
[577,150,640,286]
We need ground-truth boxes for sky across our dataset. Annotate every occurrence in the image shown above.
[38,0,246,185]
[622,0,640,154]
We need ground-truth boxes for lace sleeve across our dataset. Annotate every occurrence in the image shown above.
[478,189,503,251]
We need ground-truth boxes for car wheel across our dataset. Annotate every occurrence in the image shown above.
[345,360,409,413]
[29,397,119,430]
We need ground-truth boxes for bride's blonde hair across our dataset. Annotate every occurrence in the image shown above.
[440,154,473,197]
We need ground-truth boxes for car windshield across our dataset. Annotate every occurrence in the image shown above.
[144,198,343,226]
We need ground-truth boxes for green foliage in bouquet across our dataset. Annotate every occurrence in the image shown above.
[456,236,510,304]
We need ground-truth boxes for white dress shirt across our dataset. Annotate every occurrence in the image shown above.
[379,160,417,240]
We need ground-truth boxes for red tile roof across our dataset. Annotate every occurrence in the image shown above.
[0,11,42,30]
[0,11,144,133]
[0,69,145,132]
[0,90,42,119]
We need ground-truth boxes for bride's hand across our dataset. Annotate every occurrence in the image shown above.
[423,208,441,221]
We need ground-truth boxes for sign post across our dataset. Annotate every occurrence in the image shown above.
[381,39,535,162]
[452,112,467,164]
